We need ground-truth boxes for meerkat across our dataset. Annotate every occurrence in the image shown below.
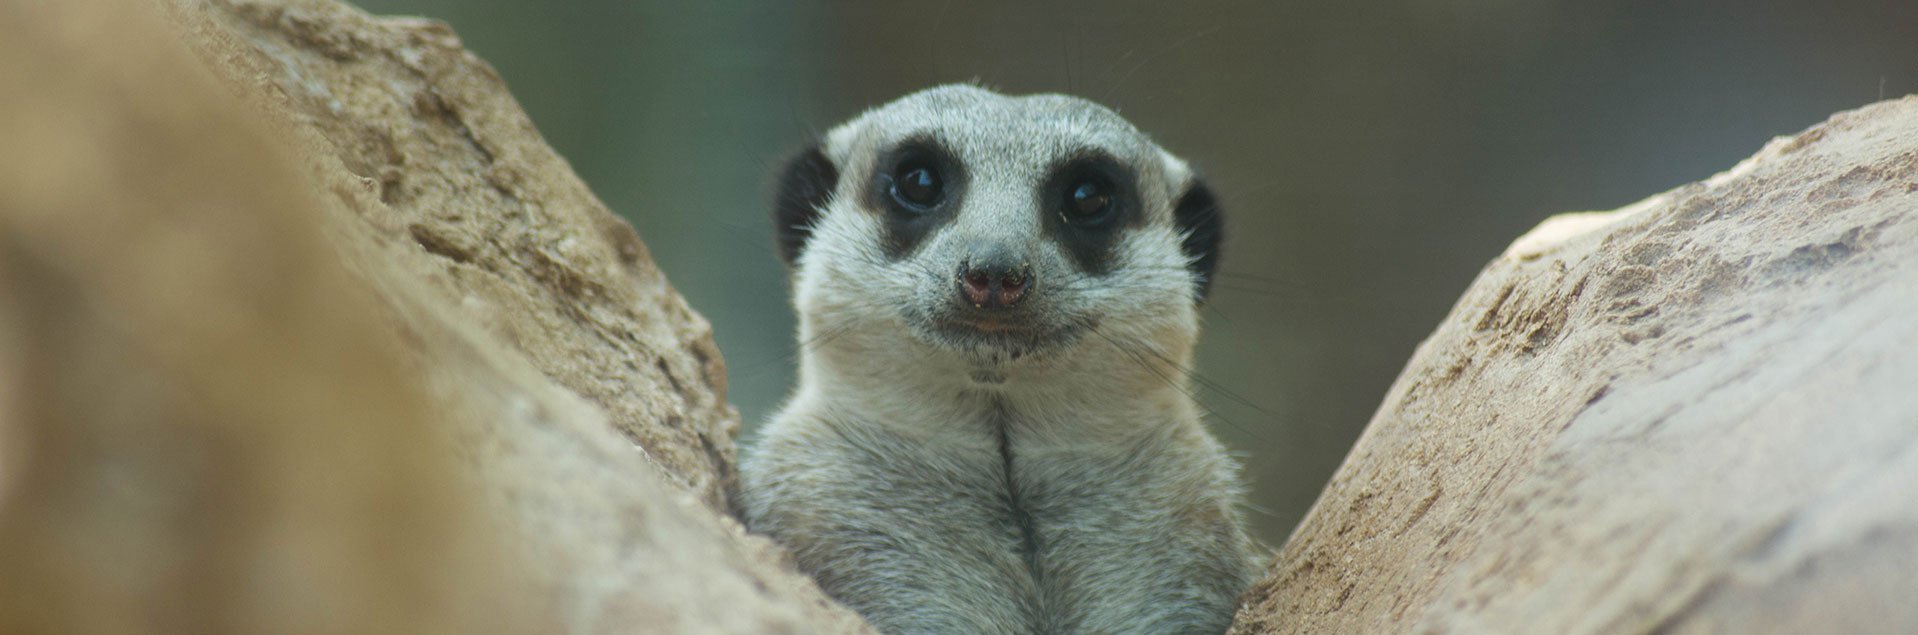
[739,84,1262,635]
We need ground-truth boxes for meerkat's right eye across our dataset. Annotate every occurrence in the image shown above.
[890,161,943,211]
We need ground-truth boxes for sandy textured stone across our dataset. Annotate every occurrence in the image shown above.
[1231,98,1918,633]
[0,0,871,633]
[0,2,506,633]
[179,0,740,509]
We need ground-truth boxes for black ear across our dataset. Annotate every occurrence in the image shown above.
[1172,177,1224,303]
[773,142,839,267]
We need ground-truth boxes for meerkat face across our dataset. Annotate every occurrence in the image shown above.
[773,85,1222,367]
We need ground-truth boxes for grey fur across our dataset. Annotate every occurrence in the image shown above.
[742,85,1263,635]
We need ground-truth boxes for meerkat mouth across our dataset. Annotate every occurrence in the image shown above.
[946,315,1026,333]
[917,312,1091,360]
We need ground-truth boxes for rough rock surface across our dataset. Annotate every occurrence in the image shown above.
[0,0,870,633]
[0,3,503,633]
[1231,97,1918,633]
[181,0,740,510]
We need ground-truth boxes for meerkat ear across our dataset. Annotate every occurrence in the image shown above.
[1172,176,1225,303]
[772,141,839,267]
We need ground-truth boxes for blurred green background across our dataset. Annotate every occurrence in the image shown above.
[353,0,1914,546]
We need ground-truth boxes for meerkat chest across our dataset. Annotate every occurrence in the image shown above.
[885,417,1234,631]
[1008,436,1238,616]
[746,399,1249,634]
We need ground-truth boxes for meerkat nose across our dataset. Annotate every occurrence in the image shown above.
[958,257,1033,308]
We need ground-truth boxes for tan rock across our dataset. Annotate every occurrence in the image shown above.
[0,0,870,633]
[0,1,503,632]
[1232,97,1918,634]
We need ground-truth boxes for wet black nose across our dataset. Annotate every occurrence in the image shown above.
[958,258,1032,308]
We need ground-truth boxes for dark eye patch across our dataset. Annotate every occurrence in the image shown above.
[1040,152,1141,276]
[862,136,966,260]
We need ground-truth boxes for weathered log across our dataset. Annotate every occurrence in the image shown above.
[1231,97,1918,634]
[0,0,870,633]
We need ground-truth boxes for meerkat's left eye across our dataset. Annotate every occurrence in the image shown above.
[891,162,944,211]
[1064,178,1112,223]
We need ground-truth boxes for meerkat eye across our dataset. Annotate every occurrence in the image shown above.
[891,162,943,211]
[1064,178,1112,223]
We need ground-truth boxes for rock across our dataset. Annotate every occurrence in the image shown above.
[0,1,507,632]
[1231,97,1918,633]
[0,0,870,633]
[186,0,740,511]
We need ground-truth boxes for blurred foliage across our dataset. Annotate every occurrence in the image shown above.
[353,0,1916,545]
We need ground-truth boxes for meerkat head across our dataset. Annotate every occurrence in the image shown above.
[773,85,1222,377]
